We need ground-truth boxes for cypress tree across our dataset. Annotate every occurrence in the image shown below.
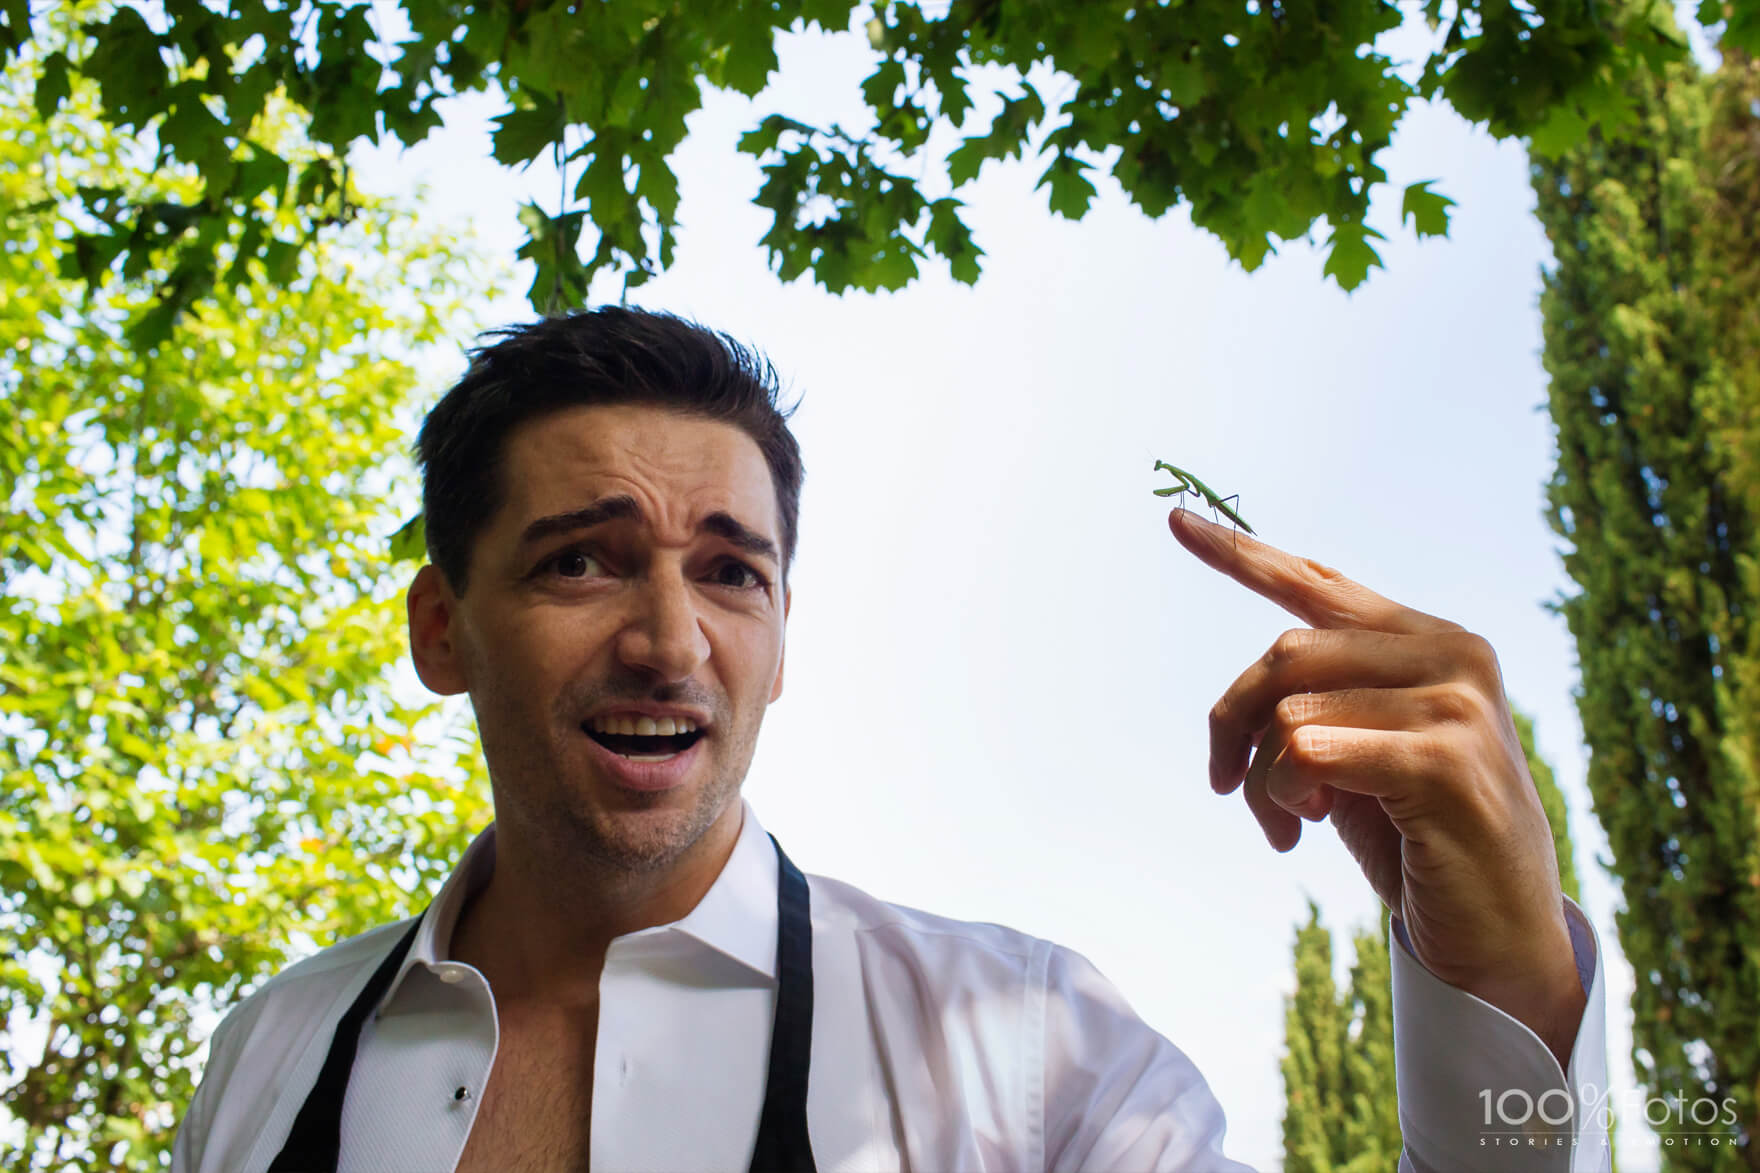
[1333,914,1400,1173]
[1531,32,1760,1169]
[1281,902,1351,1173]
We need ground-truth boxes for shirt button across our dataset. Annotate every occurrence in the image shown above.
[436,965,466,984]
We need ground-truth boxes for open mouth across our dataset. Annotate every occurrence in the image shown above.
[583,725,707,760]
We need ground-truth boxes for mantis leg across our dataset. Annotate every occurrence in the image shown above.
[1217,494,1244,549]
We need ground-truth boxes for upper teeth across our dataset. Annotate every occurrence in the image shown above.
[589,715,699,736]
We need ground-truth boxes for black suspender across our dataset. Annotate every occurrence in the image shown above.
[267,833,817,1172]
[266,917,420,1172]
[749,833,817,1172]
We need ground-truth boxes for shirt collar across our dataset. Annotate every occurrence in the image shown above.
[381,798,779,1007]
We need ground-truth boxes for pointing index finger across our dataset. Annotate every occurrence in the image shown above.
[1165,508,1461,637]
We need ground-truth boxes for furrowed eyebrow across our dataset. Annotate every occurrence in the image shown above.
[697,512,782,564]
[518,494,780,566]
[519,495,641,549]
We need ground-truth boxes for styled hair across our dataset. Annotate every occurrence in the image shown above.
[414,307,805,597]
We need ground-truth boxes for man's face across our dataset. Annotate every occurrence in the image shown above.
[408,403,790,873]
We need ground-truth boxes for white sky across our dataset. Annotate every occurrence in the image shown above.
[351,9,1665,1170]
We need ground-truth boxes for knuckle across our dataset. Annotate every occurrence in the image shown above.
[1273,692,1313,731]
[1429,680,1483,726]
[1288,723,1330,763]
[1451,629,1503,682]
[1266,628,1313,668]
[1208,695,1231,733]
[1302,558,1349,588]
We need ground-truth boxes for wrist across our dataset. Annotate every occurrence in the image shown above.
[1464,920,1586,1074]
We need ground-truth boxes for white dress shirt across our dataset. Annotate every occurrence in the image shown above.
[173,800,1610,1172]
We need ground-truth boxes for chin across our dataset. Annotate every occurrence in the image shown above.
[571,783,735,873]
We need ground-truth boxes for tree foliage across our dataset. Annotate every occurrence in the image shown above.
[1532,33,1760,1169]
[0,0,1748,338]
[1280,905,1400,1173]
[0,31,499,1170]
[1280,698,1583,1171]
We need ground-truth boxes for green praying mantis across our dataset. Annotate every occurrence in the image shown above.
[1150,460,1256,545]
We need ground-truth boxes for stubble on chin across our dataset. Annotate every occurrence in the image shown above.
[525,730,749,878]
[551,786,730,875]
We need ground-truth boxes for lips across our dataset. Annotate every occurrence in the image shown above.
[580,722,706,792]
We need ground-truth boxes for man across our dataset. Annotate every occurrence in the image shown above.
[173,307,1608,1172]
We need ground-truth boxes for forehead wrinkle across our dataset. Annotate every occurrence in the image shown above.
[498,406,780,559]
[532,499,778,563]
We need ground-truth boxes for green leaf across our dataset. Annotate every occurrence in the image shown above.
[264,237,300,284]
[1321,222,1386,291]
[934,65,972,126]
[1527,102,1591,160]
[82,8,171,129]
[234,144,290,207]
[1037,152,1098,220]
[1231,231,1274,273]
[720,20,779,97]
[605,62,648,125]
[738,114,810,158]
[382,94,446,145]
[305,4,381,145]
[127,290,185,350]
[161,97,237,193]
[230,60,278,128]
[0,0,28,53]
[1161,60,1208,109]
[516,207,590,311]
[573,135,632,224]
[34,52,71,120]
[65,231,126,285]
[389,513,426,562]
[739,120,781,157]
[946,90,1041,187]
[1400,180,1455,240]
[634,153,680,222]
[801,0,857,31]
[861,57,906,115]
[944,137,988,187]
[867,240,920,290]
[491,95,566,167]
[925,197,982,284]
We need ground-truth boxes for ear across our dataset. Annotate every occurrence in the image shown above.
[768,586,790,704]
[407,563,470,696]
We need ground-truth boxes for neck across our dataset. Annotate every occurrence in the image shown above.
[449,801,745,1006]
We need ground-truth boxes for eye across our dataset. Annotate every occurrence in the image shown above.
[541,545,607,580]
[712,560,769,590]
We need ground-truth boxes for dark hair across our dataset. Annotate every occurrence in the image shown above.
[414,307,805,597]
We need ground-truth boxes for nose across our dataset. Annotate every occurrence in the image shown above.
[615,560,711,683]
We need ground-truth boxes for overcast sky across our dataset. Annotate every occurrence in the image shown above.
[344,10,1668,1169]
